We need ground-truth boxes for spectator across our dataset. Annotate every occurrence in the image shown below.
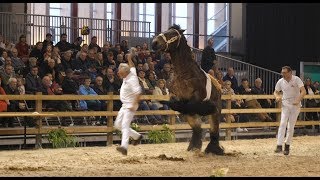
[136,68,161,124]
[221,80,249,132]
[120,39,129,54]
[147,71,157,89]
[304,78,319,121]
[29,42,44,66]
[25,66,42,94]
[0,64,15,86]
[40,75,71,126]
[61,50,76,71]
[0,50,9,66]
[238,78,272,122]
[105,51,117,71]
[88,36,101,53]
[86,48,97,68]
[15,34,29,63]
[116,53,124,67]
[102,42,111,60]
[51,46,61,64]
[155,52,171,71]
[200,38,216,73]
[71,37,83,53]
[78,76,101,111]
[0,74,9,127]
[76,44,88,60]
[42,33,54,53]
[223,67,239,94]
[95,52,105,72]
[0,34,5,49]
[55,33,72,53]
[73,52,89,73]
[138,70,154,95]
[92,76,108,125]
[84,64,98,84]
[3,77,21,127]
[157,63,172,85]
[152,79,170,123]
[252,78,272,108]
[61,68,79,109]
[103,67,121,93]
[43,45,53,62]
[10,48,25,75]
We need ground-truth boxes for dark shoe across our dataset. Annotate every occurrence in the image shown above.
[274,145,282,153]
[283,144,290,155]
[132,135,143,146]
[116,146,128,156]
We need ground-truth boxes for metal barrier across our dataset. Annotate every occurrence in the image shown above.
[191,47,282,94]
[0,12,151,48]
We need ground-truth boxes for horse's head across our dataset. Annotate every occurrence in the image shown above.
[152,24,185,52]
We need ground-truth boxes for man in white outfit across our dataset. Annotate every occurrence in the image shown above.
[274,66,306,155]
[114,53,143,156]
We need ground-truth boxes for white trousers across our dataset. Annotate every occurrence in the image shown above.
[276,105,300,145]
[114,107,140,149]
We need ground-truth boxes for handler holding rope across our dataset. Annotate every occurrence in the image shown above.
[114,53,143,156]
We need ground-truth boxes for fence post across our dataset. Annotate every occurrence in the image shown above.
[35,92,43,149]
[225,97,232,141]
[169,113,176,142]
[107,92,114,146]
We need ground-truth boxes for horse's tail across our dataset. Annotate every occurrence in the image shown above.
[207,74,222,94]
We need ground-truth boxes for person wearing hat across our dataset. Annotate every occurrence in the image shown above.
[42,33,54,53]
[15,34,29,63]
[71,37,84,59]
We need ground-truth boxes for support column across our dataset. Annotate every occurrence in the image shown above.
[193,3,199,48]
[155,3,162,35]
[114,3,121,44]
[71,3,78,42]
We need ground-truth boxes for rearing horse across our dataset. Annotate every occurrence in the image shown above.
[152,24,224,155]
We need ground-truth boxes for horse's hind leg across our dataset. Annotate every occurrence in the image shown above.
[204,113,224,155]
[182,114,203,151]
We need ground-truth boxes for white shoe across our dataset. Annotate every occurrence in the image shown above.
[236,128,244,133]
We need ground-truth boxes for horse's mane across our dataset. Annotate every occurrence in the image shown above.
[169,24,182,31]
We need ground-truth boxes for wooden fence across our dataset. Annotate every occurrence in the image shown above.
[0,93,319,148]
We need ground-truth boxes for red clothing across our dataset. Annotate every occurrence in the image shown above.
[0,87,8,112]
[15,42,29,59]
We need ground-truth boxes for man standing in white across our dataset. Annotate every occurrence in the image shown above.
[274,66,306,155]
[114,53,143,156]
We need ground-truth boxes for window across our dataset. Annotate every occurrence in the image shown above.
[106,3,113,20]
[172,3,188,34]
[49,3,71,44]
[138,3,155,37]
[207,3,228,35]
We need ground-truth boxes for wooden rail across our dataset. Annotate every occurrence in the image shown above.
[0,93,319,148]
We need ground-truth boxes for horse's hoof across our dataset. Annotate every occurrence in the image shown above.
[187,147,201,152]
[205,145,225,156]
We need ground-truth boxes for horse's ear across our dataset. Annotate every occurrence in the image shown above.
[179,29,185,34]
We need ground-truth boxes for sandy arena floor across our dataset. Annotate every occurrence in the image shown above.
[0,135,319,177]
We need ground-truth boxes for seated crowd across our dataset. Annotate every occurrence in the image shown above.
[0,33,173,127]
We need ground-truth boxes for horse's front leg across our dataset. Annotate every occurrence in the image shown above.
[204,112,224,155]
[181,114,203,151]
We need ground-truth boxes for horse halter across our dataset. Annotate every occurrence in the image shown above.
[158,29,181,51]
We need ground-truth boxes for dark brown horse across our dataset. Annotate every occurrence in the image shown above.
[151,24,224,155]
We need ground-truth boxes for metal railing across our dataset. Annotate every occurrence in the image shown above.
[0,12,151,48]
[191,47,282,94]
